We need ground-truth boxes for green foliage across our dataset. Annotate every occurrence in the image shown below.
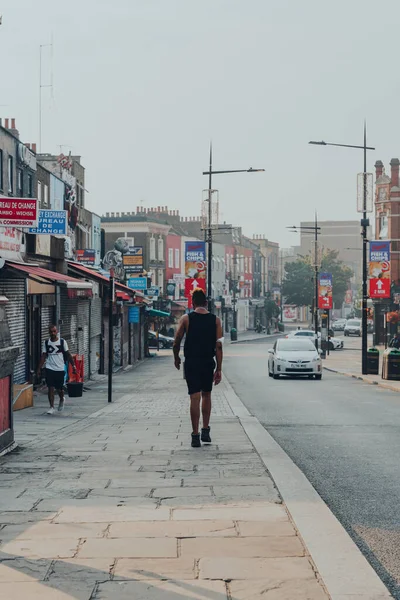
[282,249,353,308]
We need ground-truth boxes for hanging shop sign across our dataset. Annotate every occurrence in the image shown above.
[318,272,333,309]
[184,241,206,279]
[28,210,68,235]
[123,246,143,273]
[369,241,391,299]
[76,249,96,266]
[127,276,147,291]
[0,198,38,227]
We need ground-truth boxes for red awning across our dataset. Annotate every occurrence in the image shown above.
[116,291,131,301]
[67,261,151,304]
[6,262,93,295]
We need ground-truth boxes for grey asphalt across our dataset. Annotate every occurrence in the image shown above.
[224,339,400,599]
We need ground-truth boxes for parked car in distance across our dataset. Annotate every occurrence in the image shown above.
[286,329,343,350]
[268,338,322,380]
[148,330,174,349]
[332,319,347,331]
[344,319,361,337]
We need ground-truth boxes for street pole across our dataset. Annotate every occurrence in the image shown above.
[314,213,319,351]
[361,122,368,374]
[233,246,238,329]
[207,144,213,312]
[108,268,114,403]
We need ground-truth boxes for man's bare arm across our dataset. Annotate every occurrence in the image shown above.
[214,317,223,385]
[37,353,46,377]
[173,315,188,369]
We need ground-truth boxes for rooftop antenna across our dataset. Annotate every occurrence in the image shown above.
[39,38,54,152]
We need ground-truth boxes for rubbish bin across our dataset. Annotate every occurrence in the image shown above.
[67,354,84,397]
[230,328,237,342]
[366,347,379,375]
[382,348,400,380]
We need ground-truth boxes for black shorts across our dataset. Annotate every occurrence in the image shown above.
[45,368,65,391]
[184,359,215,395]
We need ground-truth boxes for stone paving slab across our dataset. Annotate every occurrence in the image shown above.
[0,356,329,599]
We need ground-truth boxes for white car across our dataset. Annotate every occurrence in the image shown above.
[344,319,361,337]
[268,338,322,380]
[286,329,343,350]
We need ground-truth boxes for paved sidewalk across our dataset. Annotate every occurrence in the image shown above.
[0,357,329,599]
[324,346,400,393]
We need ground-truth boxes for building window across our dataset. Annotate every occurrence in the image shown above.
[43,184,49,206]
[168,248,174,268]
[249,259,252,274]
[27,174,33,198]
[150,237,156,260]
[175,248,180,268]
[37,180,42,205]
[158,269,164,292]
[17,169,23,196]
[244,257,248,273]
[379,215,388,239]
[158,237,164,260]
[8,156,13,194]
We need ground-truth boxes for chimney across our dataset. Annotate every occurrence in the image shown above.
[375,160,384,180]
[10,118,19,139]
[157,206,161,212]
[11,118,15,129]
[25,143,31,150]
[391,158,400,188]
[4,118,9,129]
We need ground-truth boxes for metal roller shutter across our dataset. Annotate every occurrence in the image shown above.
[89,296,102,376]
[41,304,54,349]
[60,290,90,380]
[0,278,27,384]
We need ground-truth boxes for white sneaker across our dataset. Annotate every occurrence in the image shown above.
[47,407,55,415]
[58,400,64,412]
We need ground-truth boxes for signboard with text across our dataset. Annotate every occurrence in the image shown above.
[123,246,143,273]
[184,241,206,279]
[128,306,140,323]
[29,210,67,235]
[76,249,96,266]
[0,197,38,227]
[144,286,160,298]
[318,272,333,309]
[127,276,147,291]
[369,241,391,299]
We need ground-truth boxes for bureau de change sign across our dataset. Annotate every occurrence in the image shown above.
[0,197,38,227]
[28,210,67,235]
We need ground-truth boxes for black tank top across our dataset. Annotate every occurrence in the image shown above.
[184,312,217,360]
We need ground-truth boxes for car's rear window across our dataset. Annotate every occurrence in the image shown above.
[278,340,316,351]
[295,331,313,336]
[347,320,360,326]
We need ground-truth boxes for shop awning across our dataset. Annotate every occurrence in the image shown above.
[116,291,130,301]
[6,262,93,297]
[147,308,171,318]
[67,261,151,304]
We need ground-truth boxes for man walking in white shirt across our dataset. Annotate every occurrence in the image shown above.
[37,325,76,414]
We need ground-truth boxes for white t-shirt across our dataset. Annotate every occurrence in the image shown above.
[42,337,69,372]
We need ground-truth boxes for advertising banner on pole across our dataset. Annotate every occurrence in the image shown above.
[318,272,333,309]
[184,241,206,279]
[369,241,391,299]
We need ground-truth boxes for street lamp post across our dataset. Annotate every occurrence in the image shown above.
[287,218,321,349]
[203,145,264,312]
[309,124,375,374]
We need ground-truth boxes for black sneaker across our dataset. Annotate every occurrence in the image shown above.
[201,427,211,443]
[191,433,201,448]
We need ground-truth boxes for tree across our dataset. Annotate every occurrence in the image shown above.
[282,249,353,308]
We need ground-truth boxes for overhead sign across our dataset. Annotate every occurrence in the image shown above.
[369,241,391,299]
[127,276,147,291]
[185,241,206,279]
[123,246,143,273]
[185,278,206,309]
[0,198,38,227]
[28,210,67,235]
[76,249,96,266]
[318,272,333,309]
[128,306,140,324]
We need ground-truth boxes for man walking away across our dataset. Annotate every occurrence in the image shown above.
[173,289,223,447]
[37,325,76,414]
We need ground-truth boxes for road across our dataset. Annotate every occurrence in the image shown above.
[224,335,400,599]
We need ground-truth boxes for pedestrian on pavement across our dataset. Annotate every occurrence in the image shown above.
[389,332,400,349]
[173,289,223,448]
[37,325,77,415]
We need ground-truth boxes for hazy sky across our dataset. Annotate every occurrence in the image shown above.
[1,0,399,247]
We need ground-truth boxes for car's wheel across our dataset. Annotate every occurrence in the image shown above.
[158,341,165,349]
[315,374,322,380]
[328,341,334,351]
[273,373,280,379]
